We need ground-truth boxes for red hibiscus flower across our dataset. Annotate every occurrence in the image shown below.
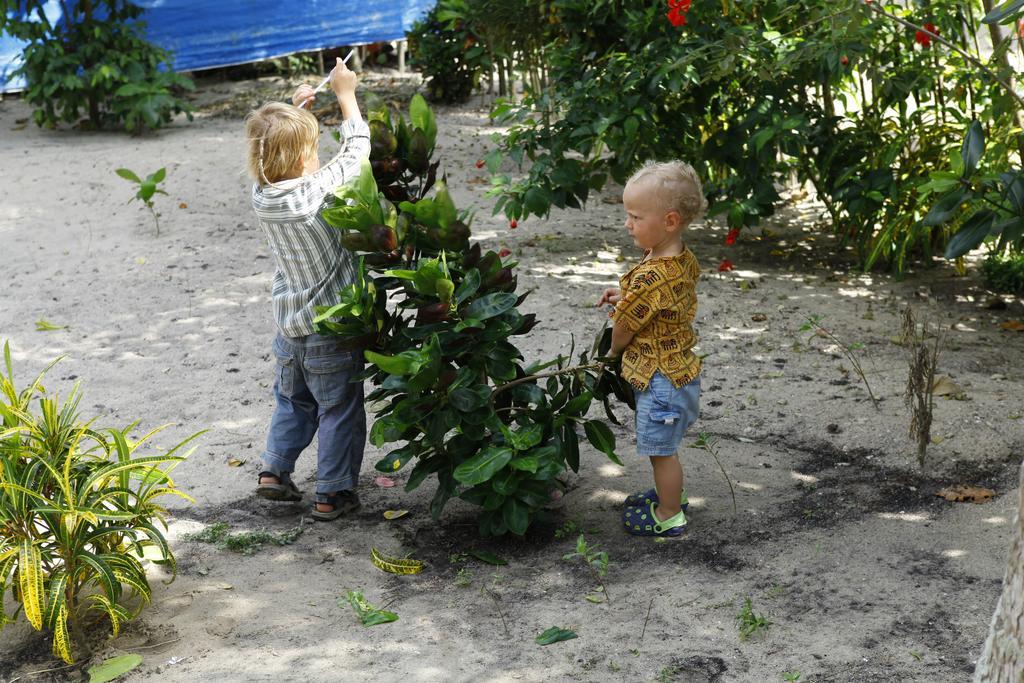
[718,259,734,272]
[667,0,691,27]
[509,219,518,229]
[915,23,938,47]
[725,228,740,246]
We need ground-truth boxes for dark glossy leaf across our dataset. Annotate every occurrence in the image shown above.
[455,269,481,303]
[922,188,968,227]
[453,446,513,486]
[469,549,507,565]
[508,424,542,451]
[563,424,580,473]
[502,498,529,536]
[945,211,995,259]
[961,120,985,176]
[584,420,622,466]
[448,385,491,412]
[464,293,517,321]
[509,455,540,473]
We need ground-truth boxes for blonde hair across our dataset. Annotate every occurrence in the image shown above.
[626,160,708,225]
[244,102,320,185]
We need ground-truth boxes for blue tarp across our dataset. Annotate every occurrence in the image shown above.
[1,1,434,93]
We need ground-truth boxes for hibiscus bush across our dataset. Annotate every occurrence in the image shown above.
[480,0,1023,271]
[317,97,631,537]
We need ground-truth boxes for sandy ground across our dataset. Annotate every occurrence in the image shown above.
[1,71,1023,683]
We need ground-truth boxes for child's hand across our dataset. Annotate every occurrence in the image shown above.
[330,57,357,99]
[597,287,622,307]
[292,84,315,109]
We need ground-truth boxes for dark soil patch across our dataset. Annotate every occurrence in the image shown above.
[662,654,729,682]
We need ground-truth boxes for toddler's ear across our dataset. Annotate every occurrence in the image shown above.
[666,210,684,231]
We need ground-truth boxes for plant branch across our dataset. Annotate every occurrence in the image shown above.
[490,362,605,400]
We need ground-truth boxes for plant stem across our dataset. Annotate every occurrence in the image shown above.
[490,362,604,400]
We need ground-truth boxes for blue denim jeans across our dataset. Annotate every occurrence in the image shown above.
[634,373,701,456]
[261,332,366,498]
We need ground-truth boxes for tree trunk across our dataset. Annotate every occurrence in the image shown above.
[974,459,1024,682]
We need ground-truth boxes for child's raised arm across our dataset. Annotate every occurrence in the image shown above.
[329,57,361,122]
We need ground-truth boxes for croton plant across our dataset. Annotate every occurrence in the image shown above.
[315,95,631,536]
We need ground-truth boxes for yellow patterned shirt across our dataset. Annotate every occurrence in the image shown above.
[609,248,701,392]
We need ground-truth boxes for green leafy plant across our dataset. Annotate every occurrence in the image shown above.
[782,672,802,682]
[981,252,1024,295]
[344,590,398,626]
[480,0,1023,271]
[919,121,1024,262]
[408,1,490,103]
[562,533,610,602]
[116,167,168,235]
[315,96,632,538]
[0,341,203,663]
[0,0,193,133]
[183,522,303,555]
[737,597,771,641]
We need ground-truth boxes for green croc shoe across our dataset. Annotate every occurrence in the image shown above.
[622,502,687,537]
[623,488,689,512]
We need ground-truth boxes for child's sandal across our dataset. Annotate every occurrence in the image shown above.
[623,487,689,512]
[622,502,687,537]
[255,472,302,502]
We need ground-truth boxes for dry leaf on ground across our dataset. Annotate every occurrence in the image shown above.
[383,509,409,520]
[999,320,1024,332]
[936,485,995,504]
[931,375,962,396]
[751,313,768,322]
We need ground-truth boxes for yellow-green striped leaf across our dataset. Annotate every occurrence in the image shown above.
[18,540,44,630]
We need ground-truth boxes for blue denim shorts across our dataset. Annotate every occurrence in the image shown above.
[634,373,700,456]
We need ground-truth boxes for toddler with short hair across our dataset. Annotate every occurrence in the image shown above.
[597,160,707,536]
[244,58,371,521]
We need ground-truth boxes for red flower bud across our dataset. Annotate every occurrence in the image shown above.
[509,219,518,229]
[717,259,735,272]
[498,248,512,258]
[476,159,485,169]
[725,228,740,246]
[840,55,849,66]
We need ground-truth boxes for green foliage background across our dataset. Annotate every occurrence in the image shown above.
[0,0,193,132]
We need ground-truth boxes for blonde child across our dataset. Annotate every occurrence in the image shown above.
[597,160,706,537]
[244,58,371,521]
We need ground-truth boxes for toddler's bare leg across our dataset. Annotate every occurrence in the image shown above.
[650,454,683,520]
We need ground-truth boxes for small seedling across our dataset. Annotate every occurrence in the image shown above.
[555,519,581,539]
[116,166,168,235]
[455,568,473,587]
[657,665,681,682]
[736,597,771,641]
[184,521,303,555]
[689,432,737,517]
[800,314,879,409]
[909,650,923,662]
[449,552,469,564]
[782,672,802,682]
[563,534,611,602]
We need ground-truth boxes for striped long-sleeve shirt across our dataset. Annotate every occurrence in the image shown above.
[251,117,371,338]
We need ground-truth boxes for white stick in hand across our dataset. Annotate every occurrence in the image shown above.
[301,49,356,108]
